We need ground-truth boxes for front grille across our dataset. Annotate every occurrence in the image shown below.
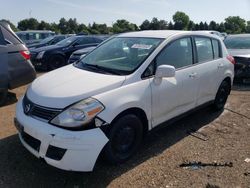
[23,95,62,122]
[21,131,41,152]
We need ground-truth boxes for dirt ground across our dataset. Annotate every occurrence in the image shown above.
[0,82,250,188]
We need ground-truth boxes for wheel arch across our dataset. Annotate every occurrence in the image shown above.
[110,107,149,136]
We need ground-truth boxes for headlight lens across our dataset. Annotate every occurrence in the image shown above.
[36,51,45,59]
[50,98,104,128]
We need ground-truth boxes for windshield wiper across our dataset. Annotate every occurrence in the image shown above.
[83,63,122,75]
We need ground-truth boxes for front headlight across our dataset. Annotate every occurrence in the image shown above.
[36,51,45,59]
[50,98,104,128]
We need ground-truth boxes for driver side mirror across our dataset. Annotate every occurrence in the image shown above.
[155,65,175,78]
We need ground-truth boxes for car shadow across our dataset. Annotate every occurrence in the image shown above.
[0,106,222,187]
[0,91,17,107]
[232,82,250,91]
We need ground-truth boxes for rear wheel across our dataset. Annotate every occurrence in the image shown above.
[104,114,143,164]
[49,55,66,70]
[213,80,231,111]
[0,88,8,107]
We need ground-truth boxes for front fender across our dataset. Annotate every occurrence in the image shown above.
[94,79,152,128]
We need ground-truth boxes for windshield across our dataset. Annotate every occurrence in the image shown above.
[56,36,76,46]
[76,37,163,75]
[224,36,250,49]
[40,36,54,44]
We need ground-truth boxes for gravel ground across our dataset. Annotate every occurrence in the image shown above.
[0,82,249,188]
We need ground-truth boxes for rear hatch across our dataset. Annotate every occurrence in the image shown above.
[0,21,36,89]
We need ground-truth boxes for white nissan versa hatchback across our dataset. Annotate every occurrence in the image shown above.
[15,30,234,172]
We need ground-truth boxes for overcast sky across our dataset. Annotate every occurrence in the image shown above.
[1,0,250,26]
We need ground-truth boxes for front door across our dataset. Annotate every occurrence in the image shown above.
[150,37,199,127]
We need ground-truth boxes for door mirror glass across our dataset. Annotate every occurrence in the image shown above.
[155,65,175,78]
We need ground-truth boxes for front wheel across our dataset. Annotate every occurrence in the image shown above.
[213,80,231,111]
[103,114,143,164]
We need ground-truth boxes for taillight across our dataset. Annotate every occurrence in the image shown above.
[20,50,31,60]
[227,55,235,65]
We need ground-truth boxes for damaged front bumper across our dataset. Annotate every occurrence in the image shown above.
[15,98,109,172]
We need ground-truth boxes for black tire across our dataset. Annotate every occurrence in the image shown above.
[104,114,143,164]
[48,55,66,70]
[213,80,231,111]
[0,88,8,107]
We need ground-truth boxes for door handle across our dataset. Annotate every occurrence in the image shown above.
[189,72,197,78]
[218,63,224,69]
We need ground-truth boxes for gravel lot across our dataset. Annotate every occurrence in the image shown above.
[0,81,249,188]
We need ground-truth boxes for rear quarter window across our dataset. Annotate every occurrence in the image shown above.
[212,39,221,59]
[195,37,213,63]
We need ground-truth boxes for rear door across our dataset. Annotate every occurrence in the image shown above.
[193,37,223,106]
[150,37,199,127]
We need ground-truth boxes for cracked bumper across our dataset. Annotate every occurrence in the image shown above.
[15,99,109,172]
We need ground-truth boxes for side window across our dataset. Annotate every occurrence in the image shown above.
[195,37,213,63]
[156,37,193,69]
[212,39,220,59]
[94,38,103,43]
[76,37,96,45]
[0,26,20,45]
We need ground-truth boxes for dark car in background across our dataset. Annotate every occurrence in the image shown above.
[0,22,36,106]
[16,30,55,46]
[68,46,96,64]
[28,35,71,49]
[224,34,250,83]
[30,35,103,70]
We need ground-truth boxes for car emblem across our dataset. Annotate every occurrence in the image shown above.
[24,104,31,114]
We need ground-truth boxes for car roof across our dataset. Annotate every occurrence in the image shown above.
[117,30,218,39]
[226,34,250,38]
[16,30,55,34]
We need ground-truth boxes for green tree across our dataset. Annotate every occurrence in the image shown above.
[67,18,78,33]
[58,18,68,34]
[140,19,150,30]
[204,22,209,30]
[246,21,250,33]
[17,18,39,30]
[112,19,138,33]
[209,21,217,30]
[218,22,226,32]
[37,20,51,30]
[173,11,190,30]
[199,22,205,30]
[187,21,195,31]
[224,16,246,33]
[168,21,174,30]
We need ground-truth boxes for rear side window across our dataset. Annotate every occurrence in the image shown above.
[156,37,193,69]
[195,37,213,63]
[0,26,21,45]
[212,39,220,59]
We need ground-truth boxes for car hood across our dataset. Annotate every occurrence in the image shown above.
[228,49,250,58]
[27,65,126,108]
[30,45,61,53]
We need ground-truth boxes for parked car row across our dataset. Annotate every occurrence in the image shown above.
[30,35,104,70]
[16,30,55,46]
